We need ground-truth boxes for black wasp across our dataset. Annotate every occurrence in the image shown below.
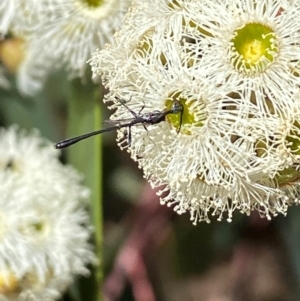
[54,98,183,149]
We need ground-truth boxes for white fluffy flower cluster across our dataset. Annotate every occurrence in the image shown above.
[90,0,300,223]
[0,126,95,300]
[0,0,132,95]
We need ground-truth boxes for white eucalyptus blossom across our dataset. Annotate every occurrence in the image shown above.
[15,0,131,95]
[90,0,300,223]
[186,0,300,116]
[0,126,95,300]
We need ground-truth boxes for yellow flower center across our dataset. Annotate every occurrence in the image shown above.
[231,22,278,74]
[81,0,103,7]
[165,91,206,133]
